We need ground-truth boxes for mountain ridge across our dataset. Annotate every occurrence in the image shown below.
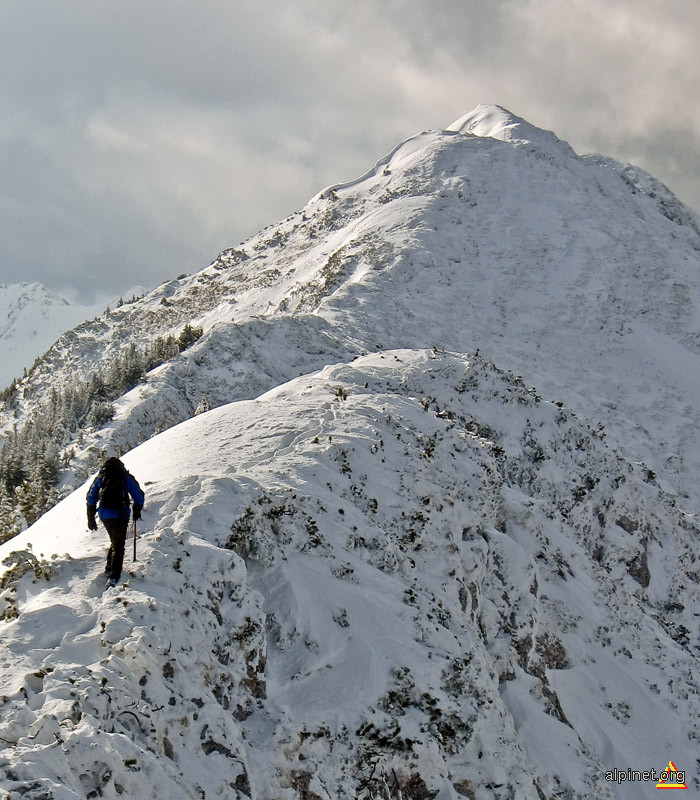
[5,104,700,500]
[1,105,700,798]
[3,348,699,799]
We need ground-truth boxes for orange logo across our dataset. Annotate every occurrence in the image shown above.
[657,762,687,790]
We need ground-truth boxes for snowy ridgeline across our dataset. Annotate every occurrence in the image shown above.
[2,104,700,799]
[4,102,700,534]
[1,350,699,799]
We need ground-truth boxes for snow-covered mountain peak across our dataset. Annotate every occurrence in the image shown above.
[0,282,148,390]
[448,103,573,153]
[0,281,70,321]
[448,103,517,136]
[4,102,700,506]
[2,107,700,798]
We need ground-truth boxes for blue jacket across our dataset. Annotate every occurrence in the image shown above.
[87,471,145,520]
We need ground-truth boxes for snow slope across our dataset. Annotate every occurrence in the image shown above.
[2,350,699,799]
[2,105,700,798]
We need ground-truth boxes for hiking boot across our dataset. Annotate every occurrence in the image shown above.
[106,578,118,589]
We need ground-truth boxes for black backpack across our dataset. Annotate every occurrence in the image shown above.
[98,458,130,511]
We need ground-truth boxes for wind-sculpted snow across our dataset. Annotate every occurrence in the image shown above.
[2,350,699,799]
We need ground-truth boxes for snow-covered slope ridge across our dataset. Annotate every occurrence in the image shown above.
[2,350,699,799]
[5,105,700,510]
[2,105,700,798]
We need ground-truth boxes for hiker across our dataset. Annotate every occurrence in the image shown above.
[86,457,144,588]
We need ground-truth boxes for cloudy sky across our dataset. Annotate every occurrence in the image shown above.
[1,0,699,303]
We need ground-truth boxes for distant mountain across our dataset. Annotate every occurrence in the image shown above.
[0,282,146,389]
[1,105,700,799]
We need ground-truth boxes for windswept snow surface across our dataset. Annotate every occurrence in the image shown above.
[2,350,700,799]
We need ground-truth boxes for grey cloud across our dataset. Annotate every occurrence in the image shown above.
[0,0,698,302]
[363,0,700,210]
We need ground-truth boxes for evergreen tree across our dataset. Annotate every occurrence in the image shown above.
[0,490,23,545]
[177,324,204,352]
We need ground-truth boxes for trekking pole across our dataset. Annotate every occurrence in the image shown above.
[133,518,137,562]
